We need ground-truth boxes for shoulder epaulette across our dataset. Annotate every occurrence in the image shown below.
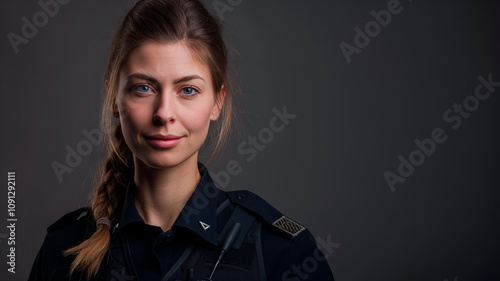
[227,190,307,240]
[47,207,91,233]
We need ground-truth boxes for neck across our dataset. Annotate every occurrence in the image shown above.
[133,156,201,231]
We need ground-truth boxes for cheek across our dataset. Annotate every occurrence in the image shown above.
[180,103,213,132]
[118,100,151,133]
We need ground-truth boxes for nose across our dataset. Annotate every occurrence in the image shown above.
[153,93,175,125]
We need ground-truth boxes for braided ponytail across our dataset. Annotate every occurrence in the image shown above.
[64,0,234,278]
[64,124,133,278]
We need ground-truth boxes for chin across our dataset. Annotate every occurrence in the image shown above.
[138,151,198,170]
[144,158,184,169]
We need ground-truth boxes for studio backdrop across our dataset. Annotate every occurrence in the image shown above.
[1,0,499,280]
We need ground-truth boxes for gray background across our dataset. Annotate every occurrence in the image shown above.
[1,0,499,280]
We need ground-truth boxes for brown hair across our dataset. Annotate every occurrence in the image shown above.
[64,0,233,278]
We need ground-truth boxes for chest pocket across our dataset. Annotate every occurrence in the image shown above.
[100,239,137,281]
[164,220,266,281]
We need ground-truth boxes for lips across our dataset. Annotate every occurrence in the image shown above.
[145,134,183,149]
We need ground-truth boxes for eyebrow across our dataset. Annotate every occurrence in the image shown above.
[127,73,205,84]
[173,75,205,84]
[127,73,157,84]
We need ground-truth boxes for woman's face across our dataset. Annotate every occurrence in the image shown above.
[114,42,222,169]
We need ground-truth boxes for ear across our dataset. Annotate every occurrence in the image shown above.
[112,102,119,118]
[210,85,226,121]
[107,80,120,118]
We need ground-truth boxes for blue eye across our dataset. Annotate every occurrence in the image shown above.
[136,85,150,93]
[182,87,194,95]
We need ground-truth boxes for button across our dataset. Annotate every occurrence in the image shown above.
[162,230,175,243]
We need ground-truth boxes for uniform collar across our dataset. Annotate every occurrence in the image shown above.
[114,163,221,246]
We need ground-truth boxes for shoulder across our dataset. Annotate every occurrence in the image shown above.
[43,207,95,251]
[226,190,308,241]
[47,207,93,233]
[29,208,95,281]
[225,190,335,279]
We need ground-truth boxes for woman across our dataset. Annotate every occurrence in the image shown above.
[28,0,334,280]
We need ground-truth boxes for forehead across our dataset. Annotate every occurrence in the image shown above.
[121,41,211,82]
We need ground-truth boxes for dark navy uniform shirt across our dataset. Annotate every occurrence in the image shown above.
[29,164,335,281]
